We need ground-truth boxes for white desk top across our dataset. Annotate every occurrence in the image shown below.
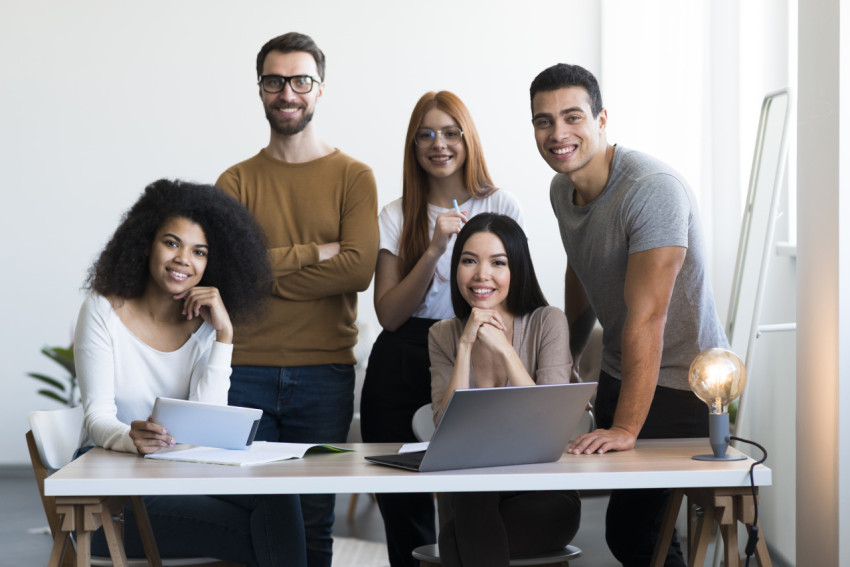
[45,439,770,497]
[44,439,772,496]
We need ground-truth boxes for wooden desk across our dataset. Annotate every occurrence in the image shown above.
[45,439,771,567]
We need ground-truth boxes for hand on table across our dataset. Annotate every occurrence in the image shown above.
[568,426,636,455]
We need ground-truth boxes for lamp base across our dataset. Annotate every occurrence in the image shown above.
[692,453,747,461]
[690,412,746,461]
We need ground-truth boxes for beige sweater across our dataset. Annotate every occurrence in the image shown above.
[217,148,378,366]
[428,306,573,423]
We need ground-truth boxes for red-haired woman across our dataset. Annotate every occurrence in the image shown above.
[360,91,523,567]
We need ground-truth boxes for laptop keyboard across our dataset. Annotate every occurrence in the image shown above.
[365,450,427,471]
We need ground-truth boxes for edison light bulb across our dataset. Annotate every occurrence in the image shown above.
[689,348,748,460]
[688,348,747,414]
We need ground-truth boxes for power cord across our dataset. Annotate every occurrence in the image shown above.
[729,435,768,567]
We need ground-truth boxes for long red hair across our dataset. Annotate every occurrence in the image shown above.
[398,91,496,278]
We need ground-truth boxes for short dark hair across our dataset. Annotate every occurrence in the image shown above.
[450,214,548,319]
[86,179,272,323]
[256,32,326,80]
[529,63,603,117]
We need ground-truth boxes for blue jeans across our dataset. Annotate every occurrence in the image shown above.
[229,364,356,567]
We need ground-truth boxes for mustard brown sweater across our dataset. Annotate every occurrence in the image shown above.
[217,148,379,367]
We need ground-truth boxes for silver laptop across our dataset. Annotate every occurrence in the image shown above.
[365,382,597,472]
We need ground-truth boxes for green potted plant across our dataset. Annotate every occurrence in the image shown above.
[28,344,78,407]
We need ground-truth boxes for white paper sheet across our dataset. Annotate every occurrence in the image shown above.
[398,441,429,454]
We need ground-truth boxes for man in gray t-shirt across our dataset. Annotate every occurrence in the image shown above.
[550,146,728,393]
[529,63,728,567]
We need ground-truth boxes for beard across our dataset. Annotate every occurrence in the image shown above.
[265,106,315,136]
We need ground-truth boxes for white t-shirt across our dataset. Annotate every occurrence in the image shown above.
[378,189,524,320]
[74,292,233,453]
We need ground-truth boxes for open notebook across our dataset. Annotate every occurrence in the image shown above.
[365,382,597,472]
[145,441,351,466]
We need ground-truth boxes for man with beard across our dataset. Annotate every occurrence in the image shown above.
[216,32,378,567]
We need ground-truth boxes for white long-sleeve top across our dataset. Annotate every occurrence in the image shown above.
[74,292,233,454]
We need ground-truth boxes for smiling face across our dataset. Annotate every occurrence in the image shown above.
[147,217,208,296]
[260,50,324,136]
[456,231,511,313]
[531,86,608,182]
[415,108,467,183]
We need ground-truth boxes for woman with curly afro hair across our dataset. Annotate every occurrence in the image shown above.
[74,179,306,567]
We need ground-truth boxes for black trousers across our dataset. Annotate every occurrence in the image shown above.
[595,370,709,567]
[438,490,581,567]
[360,318,439,567]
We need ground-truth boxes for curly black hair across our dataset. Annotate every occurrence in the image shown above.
[86,179,272,323]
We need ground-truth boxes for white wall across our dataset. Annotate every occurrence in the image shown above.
[797,0,850,564]
[1,0,602,465]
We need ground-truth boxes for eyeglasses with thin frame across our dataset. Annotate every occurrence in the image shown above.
[413,127,464,147]
[258,74,320,94]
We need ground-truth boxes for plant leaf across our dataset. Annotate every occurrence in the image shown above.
[41,346,76,376]
[27,373,67,391]
[51,345,74,359]
[37,390,70,405]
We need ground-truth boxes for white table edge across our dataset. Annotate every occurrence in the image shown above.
[46,440,772,497]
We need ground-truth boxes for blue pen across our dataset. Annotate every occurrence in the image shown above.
[452,199,462,215]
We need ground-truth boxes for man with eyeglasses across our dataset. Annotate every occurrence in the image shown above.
[216,31,378,567]
[530,63,728,567]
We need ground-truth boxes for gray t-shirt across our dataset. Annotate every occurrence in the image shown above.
[550,145,728,390]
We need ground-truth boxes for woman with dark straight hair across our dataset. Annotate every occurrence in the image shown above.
[429,214,581,567]
[360,92,523,566]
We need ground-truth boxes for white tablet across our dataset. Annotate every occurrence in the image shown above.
[151,397,263,450]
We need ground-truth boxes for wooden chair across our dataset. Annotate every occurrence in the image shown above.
[27,406,239,567]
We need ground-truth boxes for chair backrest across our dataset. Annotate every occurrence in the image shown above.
[26,405,85,565]
[412,403,436,442]
[29,405,85,471]
[26,407,230,567]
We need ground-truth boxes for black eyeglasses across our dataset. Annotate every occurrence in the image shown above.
[413,127,464,147]
[258,74,320,94]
